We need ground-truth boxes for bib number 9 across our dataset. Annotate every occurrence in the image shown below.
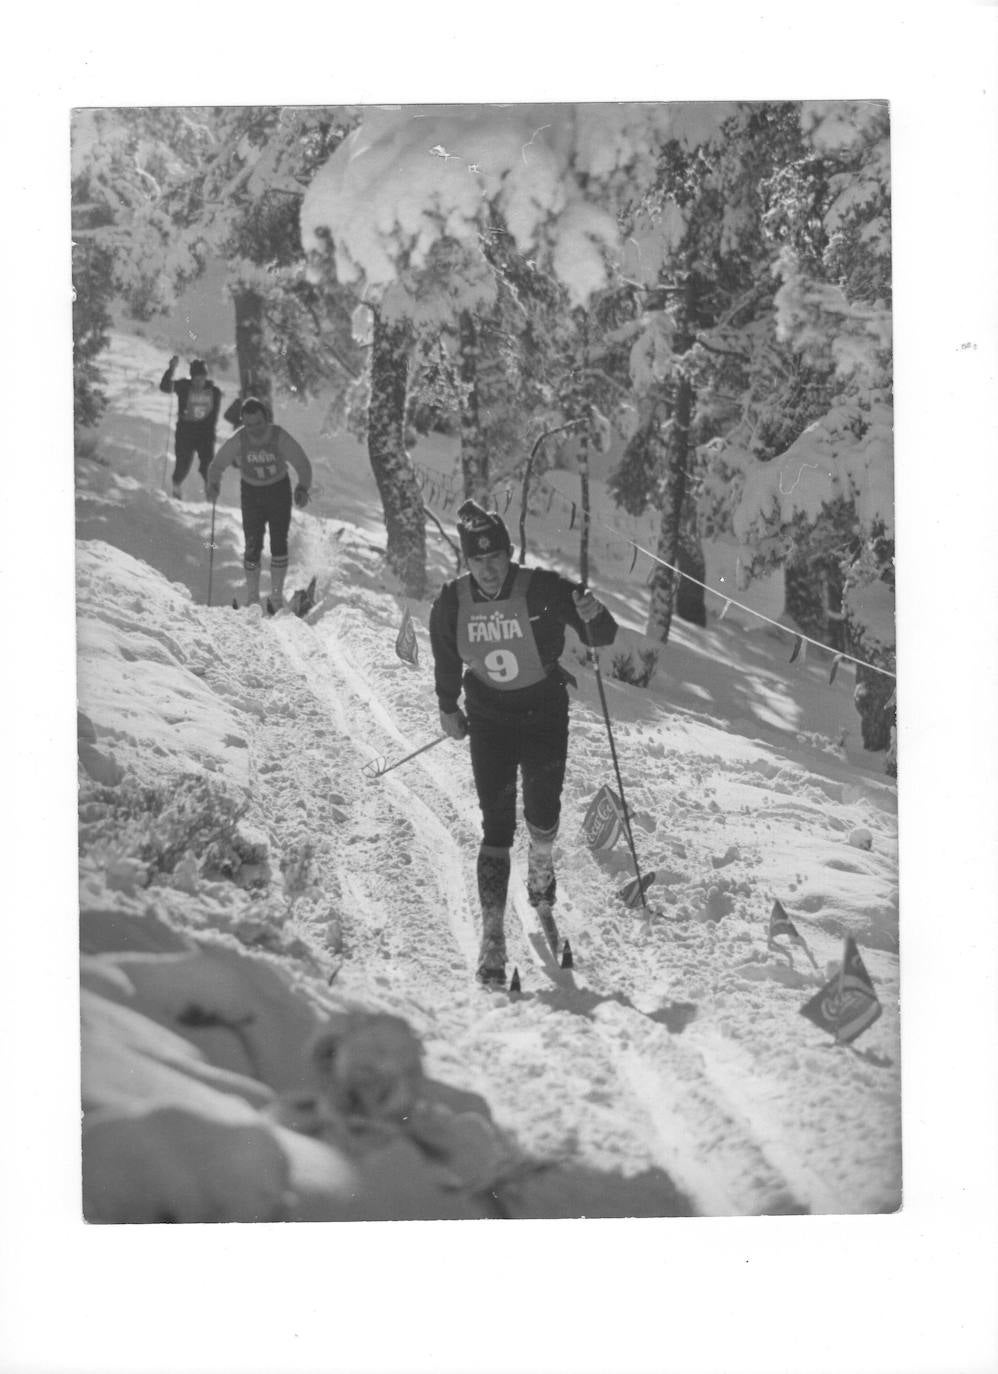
[484,649,519,683]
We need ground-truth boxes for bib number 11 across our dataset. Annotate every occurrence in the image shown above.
[484,649,519,683]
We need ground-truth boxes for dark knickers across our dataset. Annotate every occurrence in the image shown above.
[240,476,292,570]
[467,695,569,848]
[172,427,216,484]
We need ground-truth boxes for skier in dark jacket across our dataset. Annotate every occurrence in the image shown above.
[429,499,618,986]
[159,356,223,499]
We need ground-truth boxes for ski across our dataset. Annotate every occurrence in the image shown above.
[526,900,574,979]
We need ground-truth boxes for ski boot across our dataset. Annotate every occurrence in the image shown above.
[476,933,507,988]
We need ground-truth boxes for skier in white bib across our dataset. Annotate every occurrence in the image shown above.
[205,398,312,611]
[429,499,617,985]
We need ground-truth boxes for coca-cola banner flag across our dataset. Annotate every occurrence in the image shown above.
[581,785,624,851]
[800,936,882,1045]
[395,605,419,666]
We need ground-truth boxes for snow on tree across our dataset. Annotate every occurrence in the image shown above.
[300,103,734,590]
[301,103,735,313]
[707,101,895,758]
[71,108,212,429]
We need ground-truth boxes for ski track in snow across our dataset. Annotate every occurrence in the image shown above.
[238,588,875,1217]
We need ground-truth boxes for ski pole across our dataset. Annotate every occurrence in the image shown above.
[161,391,174,491]
[363,734,448,780]
[581,617,651,912]
[206,498,217,606]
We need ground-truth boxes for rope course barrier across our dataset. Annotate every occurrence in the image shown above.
[407,455,896,684]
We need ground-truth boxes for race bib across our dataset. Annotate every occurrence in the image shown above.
[184,392,213,422]
[456,568,547,691]
[239,426,287,484]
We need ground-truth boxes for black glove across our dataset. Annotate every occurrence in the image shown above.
[294,486,310,509]
[439,708,469,741]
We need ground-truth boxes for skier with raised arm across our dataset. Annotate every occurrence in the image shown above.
[205,398,313,612]
[429,499,618,987]
[159,356,223,499]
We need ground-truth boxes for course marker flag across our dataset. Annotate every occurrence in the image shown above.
[395,605,419,666]
[800,935,882,1045]
[768,899,819,969]
[581,785,624,851]
[620,871,656,908]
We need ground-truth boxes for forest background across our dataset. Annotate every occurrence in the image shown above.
[3,5,997,1374]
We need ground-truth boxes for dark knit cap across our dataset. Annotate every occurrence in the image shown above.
[457,499,512,558]
[190,359,207,376]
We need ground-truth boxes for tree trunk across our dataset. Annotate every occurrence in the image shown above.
[458,310,489,500]
[368,311,427,597]
[233,288,272,410]
[676,525,707,627]
[646,368,693,643]
[646,278,696,644]
[578,419,591,587]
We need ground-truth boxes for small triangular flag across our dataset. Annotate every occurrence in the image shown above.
[800,935,882,1044]
[560,941,573,970]
[829,653,843,685]
[395,605,419,665]
[619,870,656,908]
[768,899,819,969]
[789,634,803,664]
[510,967,522,994]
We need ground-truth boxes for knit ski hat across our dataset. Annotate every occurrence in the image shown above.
[457,499,512,558]
[190,359,207,377]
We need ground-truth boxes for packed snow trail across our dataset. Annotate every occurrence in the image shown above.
[255,570,895,1214]
[74,331,900,1218]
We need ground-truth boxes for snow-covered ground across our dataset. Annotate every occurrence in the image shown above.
[71,328,906,1226]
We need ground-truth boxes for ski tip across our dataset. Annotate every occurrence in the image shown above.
[510,967,522,994]
[560,941,573,970]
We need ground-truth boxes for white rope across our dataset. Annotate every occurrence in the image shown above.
[604,526,896,681]
[417,460,897,684]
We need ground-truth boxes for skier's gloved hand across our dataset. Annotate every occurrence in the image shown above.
[205,480,220,503]
[294,486,310,509]
[439,708,469,741]
[168,355,179,370]
[573,588,603,623]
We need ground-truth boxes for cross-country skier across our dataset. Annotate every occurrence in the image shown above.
[159,357,223,499]
[204,398,313,610]
[429,499,618,986]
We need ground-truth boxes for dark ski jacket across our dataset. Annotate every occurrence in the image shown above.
[159,370,223,434]
[429,564,617,718]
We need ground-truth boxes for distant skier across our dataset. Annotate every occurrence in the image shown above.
[204,398,313,611]
[159,356,223,499]
[429,499,618,986]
